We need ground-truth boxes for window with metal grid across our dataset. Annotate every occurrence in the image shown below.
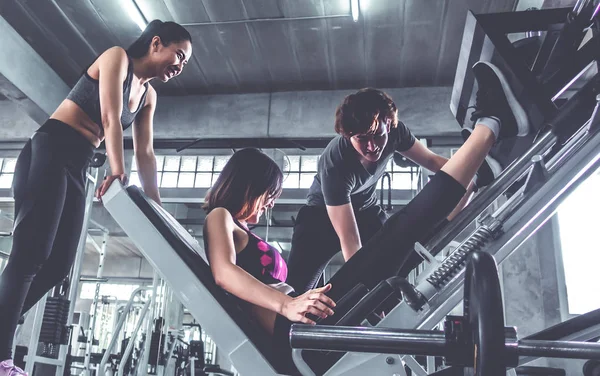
[0,158,17,189]
[130,155,231,189]
[131,154,419,191]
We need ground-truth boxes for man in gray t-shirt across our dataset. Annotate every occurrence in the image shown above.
[306,121,416,211]
[286,88,468,294]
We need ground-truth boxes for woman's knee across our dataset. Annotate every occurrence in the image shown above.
[10,231,57,274]
[4,254,46,280]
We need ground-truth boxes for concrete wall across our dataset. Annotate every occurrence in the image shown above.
[501,216,584,374]
[502,217,564,335]
[153,87,459,140]
[0,98,40,138]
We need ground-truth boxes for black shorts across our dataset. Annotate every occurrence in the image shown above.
[272,297,300,375]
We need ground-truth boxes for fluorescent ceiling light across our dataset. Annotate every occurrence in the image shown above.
[124,0,147,31]
[351,0,360,22]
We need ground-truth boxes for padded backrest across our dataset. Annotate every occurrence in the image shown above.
[126,186,285,373]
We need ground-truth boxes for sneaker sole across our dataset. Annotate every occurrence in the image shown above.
[472,61,530,137]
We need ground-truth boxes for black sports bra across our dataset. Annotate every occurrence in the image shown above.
[66,54,148,131]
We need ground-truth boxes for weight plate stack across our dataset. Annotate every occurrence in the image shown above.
[149,317,165,366]
[40,297,70,345]
[148,331,163,366]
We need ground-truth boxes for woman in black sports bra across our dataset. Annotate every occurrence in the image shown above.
[203,148,337,375]
[0,20,192,375]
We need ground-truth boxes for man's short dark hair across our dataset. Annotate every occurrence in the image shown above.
[334,88,399,137]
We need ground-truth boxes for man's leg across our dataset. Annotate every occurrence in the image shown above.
[285,206,342,294]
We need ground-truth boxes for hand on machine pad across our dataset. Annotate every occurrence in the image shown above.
[282,284,337,325]
[96,173,128,200]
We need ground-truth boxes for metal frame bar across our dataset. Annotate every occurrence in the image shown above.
[99,286,151,372]
[138,272,160,376]
[24,292,49,375]
[163,334,179,375]
[82,232,108,374]
[117,298,151,376]
[450,6,600,134]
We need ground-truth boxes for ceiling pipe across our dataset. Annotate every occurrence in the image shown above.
[180,14,351,27]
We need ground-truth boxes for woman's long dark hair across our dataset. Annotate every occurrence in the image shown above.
[127,20,192,58]
[204,148,283,221]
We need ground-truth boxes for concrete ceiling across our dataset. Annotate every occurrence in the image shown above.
[0,0,524,95]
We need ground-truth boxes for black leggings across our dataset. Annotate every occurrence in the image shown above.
[286,205,387,294]
[0,119,93,359]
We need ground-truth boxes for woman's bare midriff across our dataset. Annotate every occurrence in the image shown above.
[50,100,104,148]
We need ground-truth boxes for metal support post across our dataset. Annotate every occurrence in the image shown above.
[117,299,151,376]
[139,272,160,376]
[99,287,150,372]
[402,356,426,376]
[82,231,108,374]
[24,293,49,374]
[163,335,179,376]
[426,356,436,373]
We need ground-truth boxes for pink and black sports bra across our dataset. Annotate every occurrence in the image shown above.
[231,218,288,284]
[203,213,288,285]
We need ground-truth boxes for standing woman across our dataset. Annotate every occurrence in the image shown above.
[0,20,192,375]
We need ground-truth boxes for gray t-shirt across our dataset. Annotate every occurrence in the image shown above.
[306,123,416,211]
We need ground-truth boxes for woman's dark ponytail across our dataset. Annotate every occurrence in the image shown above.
[127,20,192,58]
